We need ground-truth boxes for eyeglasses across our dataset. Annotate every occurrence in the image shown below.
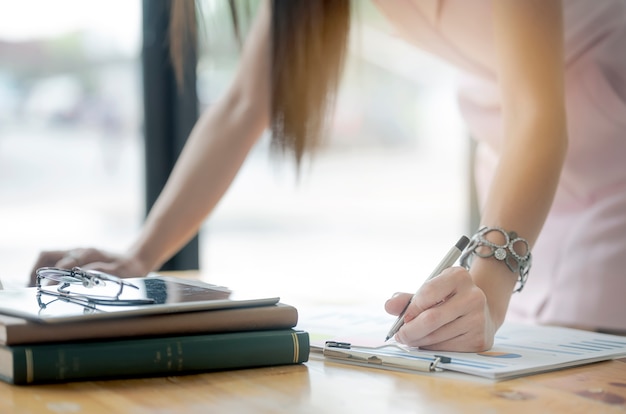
[36,267,156,310]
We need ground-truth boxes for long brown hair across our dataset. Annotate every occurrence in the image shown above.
[170,0,351,165]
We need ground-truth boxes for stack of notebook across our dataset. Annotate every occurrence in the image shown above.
[0,273,309,385]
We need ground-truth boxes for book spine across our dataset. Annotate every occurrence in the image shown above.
[6,330,309,385]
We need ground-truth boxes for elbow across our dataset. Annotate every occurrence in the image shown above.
[217,84,270,140]
[505,101,569,161]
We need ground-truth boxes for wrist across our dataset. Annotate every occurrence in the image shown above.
[468,258,517,328]
[127,240,162,276]
[460,226,532,293]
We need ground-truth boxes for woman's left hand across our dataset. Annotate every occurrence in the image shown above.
[384,266,497,352]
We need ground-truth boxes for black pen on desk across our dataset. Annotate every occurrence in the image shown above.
[385,235,470,342]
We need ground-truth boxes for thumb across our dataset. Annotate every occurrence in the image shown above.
[384,292,413,316]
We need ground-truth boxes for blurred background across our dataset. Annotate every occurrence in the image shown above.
[0,0,470,308]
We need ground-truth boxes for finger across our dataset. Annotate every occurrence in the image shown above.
[76,248,113,265]
[398,305,469,348]
[397,284,488,348]
[29,250,68,286]
[384,292,413,316]
[81,261,121,276]
[82,261,142,278]
[412,315,493,352]
[32,250,67,269]
[396,302,461,346]
[55,249,84,269]
[404,267,471,320]
[55,248,111,270]
[398,317,465,350]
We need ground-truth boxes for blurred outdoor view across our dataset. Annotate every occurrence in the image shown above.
[0,0,143,288]
[0,1,469,308]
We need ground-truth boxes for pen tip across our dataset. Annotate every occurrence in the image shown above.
[384,336,390,342]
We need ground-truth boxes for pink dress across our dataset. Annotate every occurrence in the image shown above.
[374,0,626,331]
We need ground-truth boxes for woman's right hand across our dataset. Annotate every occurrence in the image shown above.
[384,267,497,352]
[29,248,149,287]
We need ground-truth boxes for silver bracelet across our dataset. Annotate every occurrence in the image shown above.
[459,226,532,293]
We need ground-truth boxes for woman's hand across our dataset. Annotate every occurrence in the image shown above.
[29,248,149,287]
[384,266,497,352]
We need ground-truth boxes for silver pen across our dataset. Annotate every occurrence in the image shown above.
[385,235,470,341]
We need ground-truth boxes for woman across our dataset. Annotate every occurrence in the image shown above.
[32,0,626,351]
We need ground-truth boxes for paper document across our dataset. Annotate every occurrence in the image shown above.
[297,305,396,351]
[297,307,626,380]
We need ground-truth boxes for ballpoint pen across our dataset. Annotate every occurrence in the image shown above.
[385,235,470,341]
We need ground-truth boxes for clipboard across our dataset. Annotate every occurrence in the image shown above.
[323,341,451,373]
[318,325,626,381]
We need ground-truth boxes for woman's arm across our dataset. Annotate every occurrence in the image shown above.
[127,1,272,275]
[386,0,567,351]
[474,0,567,325]
[31,1,272,279]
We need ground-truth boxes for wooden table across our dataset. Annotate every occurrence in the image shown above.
[0,353,624,413]
[1,271,625,413]
[0,356,626,414]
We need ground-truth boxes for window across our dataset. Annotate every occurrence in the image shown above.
[0,0,143,287]
[196,1,470,306]
[1,1,469,307]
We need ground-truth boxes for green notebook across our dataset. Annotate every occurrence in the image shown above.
[0,329,309,385]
